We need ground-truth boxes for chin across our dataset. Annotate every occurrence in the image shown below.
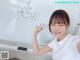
[55,34,62,38]
[55,35,60,38]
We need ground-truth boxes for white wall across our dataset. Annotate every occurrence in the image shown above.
[0,0,80,45]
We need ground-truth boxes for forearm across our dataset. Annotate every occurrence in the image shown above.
[32,35,40,54]
[78,42,80,53]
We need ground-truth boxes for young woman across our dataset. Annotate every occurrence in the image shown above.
[32,10,80,60]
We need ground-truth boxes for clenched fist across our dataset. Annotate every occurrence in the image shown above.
[33,24,43,37]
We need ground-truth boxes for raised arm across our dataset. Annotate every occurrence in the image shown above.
[32,25,52,55]
[77,40,80,53]
[72,36,80,54]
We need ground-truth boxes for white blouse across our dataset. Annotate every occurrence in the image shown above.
[48,34,80,60]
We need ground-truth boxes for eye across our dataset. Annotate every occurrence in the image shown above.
[58,24,64,26]
[51,24,55,26]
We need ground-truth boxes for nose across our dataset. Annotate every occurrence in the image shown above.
[54,25,60,31]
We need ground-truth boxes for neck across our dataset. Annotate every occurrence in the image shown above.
[57,33,69,41]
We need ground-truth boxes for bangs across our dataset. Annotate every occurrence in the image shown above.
[49,10,70,32]
[52,15,67,25]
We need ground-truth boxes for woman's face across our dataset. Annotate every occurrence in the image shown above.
[50,20,67,38]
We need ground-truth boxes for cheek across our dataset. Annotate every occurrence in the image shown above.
[50,26,67,33]
[60,27,67,32]
[50,26,55,32]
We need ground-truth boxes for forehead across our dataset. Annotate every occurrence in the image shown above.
[51,17,66,24]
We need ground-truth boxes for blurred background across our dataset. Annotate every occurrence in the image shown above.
[0,0,80,48]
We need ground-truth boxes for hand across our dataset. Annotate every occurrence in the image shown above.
[33,24,43,37]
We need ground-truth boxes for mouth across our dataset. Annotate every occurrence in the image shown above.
[54,32,61,35]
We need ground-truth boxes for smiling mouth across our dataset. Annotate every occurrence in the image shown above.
[55,32,61,35]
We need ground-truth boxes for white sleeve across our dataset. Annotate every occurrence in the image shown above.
[71,36,80,53]
[48,39,60,51]
[71,36,80,59]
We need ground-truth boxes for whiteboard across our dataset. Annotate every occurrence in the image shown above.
[0,0,80,45]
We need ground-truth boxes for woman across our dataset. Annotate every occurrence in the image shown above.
[32,9,80,60]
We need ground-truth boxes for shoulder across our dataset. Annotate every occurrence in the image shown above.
[73,35,80,41]
[71,34,80,45]
[69,34,80,40]
[48,38,60,51]
[67,34,80,46]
